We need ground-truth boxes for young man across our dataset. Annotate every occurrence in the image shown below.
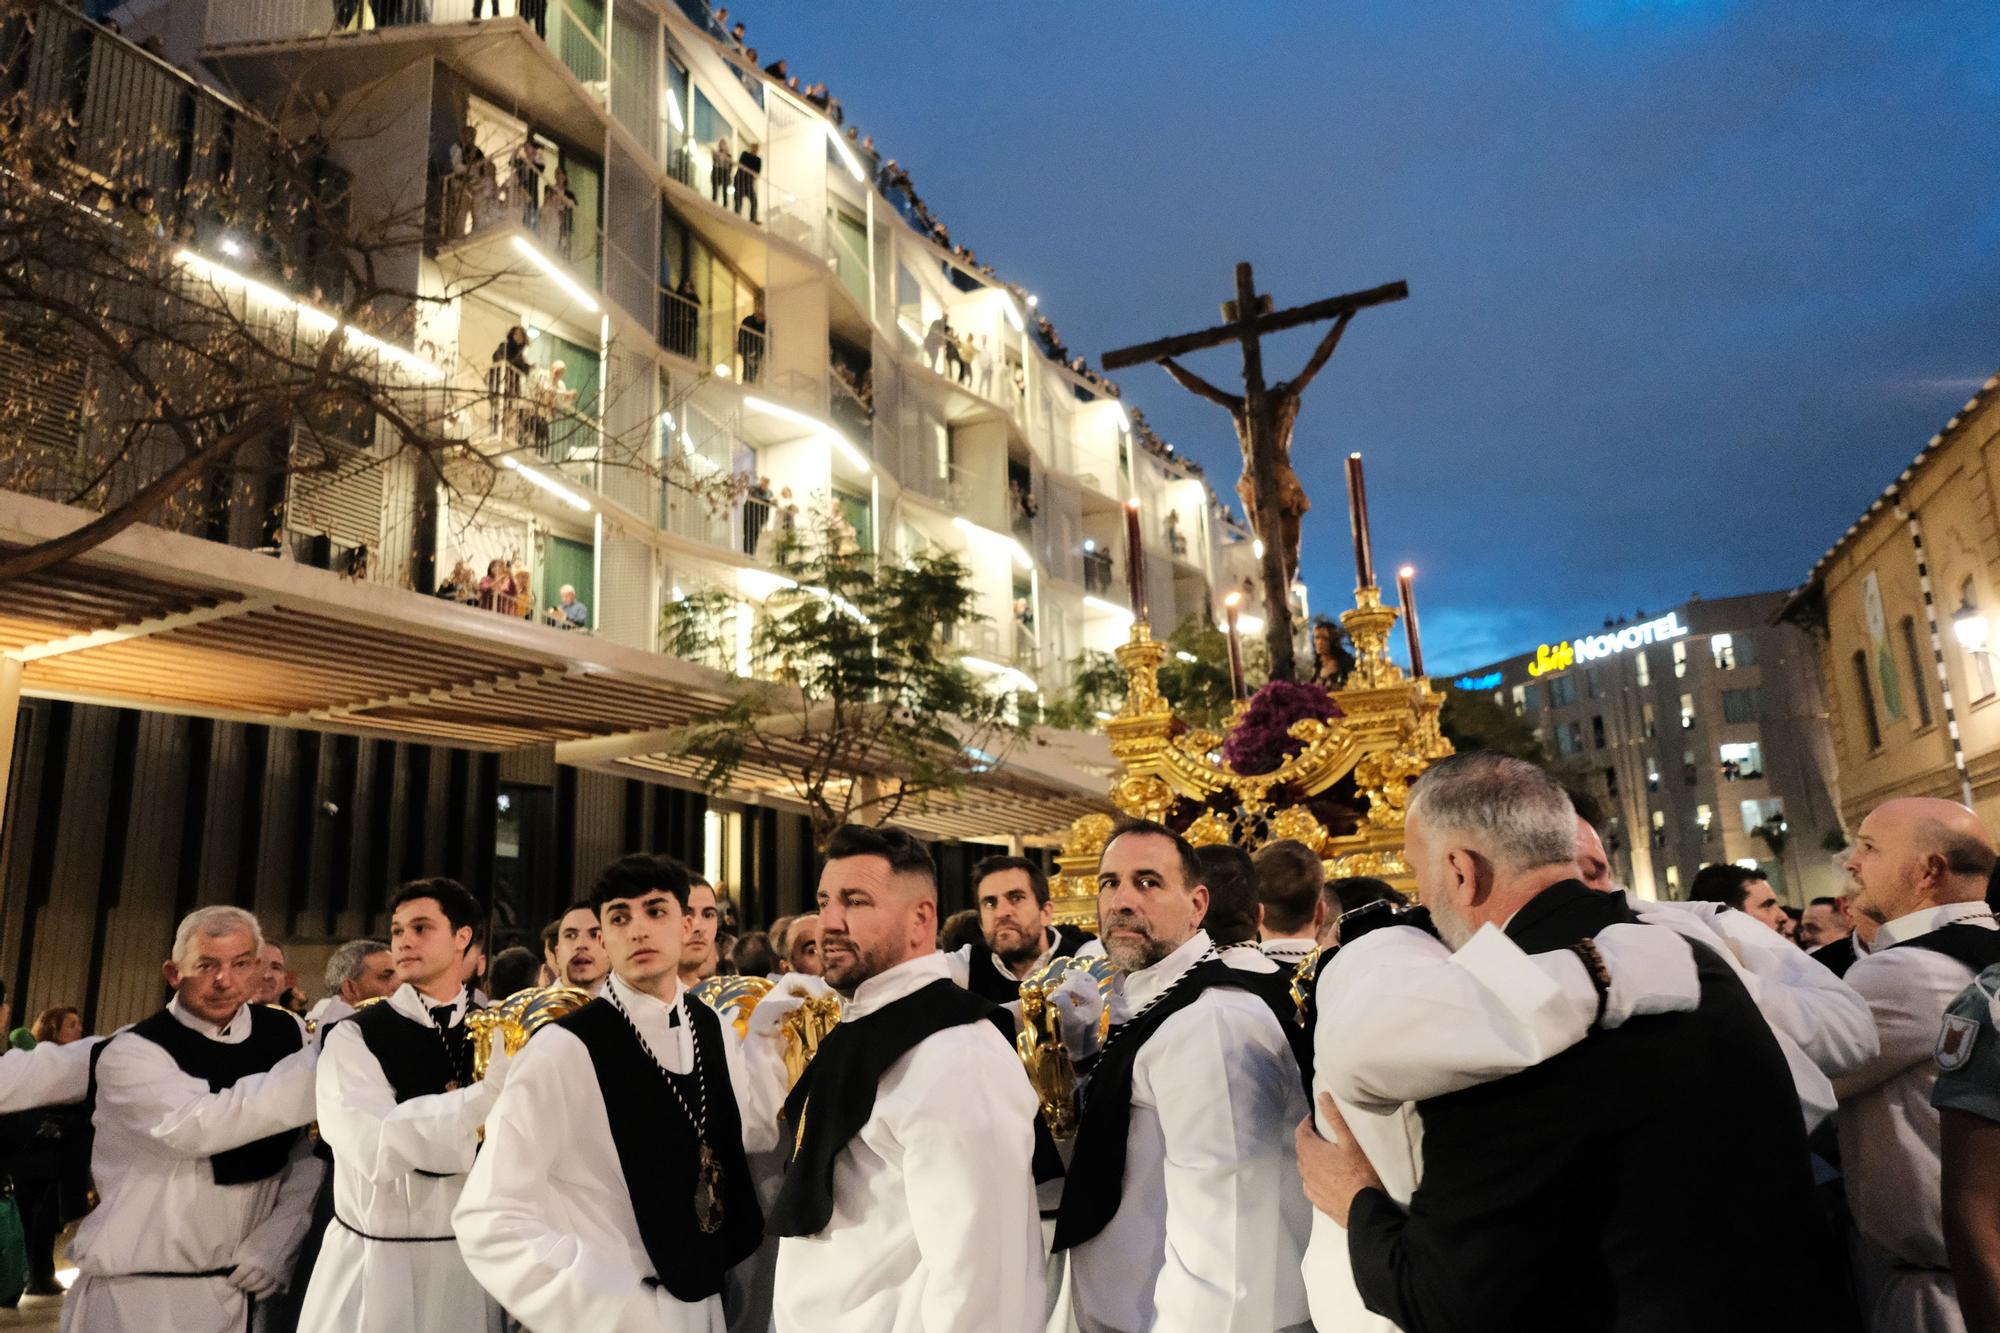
[1055,819,1312,1333]
[1253,838,1327,967]
[299,878,506,1333]
[63,906,322,1333]
[548,900,608,994]
[769,825,1043,1332]
[944,855,1090,1004]
[679,875,724,986]
[455,853,787,1328]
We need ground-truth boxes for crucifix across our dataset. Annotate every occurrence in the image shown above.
[1102,262,1407,681]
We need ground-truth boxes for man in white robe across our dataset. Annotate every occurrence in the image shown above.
[456,853,787,1332]
[298,878,507,1333]
[63,905,321,1333]
[305,938,395,1035]
[769,824,1043,1333]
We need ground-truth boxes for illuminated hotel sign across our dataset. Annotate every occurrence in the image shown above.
[1452,671,1503,691]
[1528,612,1688,677]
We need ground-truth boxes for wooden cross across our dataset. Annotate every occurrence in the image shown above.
[1103,262,1407,681]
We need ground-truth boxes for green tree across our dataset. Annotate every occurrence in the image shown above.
[1439,686,1549,765]
[659,516,1025,849]
[1044,612,1266,732]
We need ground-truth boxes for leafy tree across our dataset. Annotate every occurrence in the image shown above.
[1043,648,1126,731]
[1438,685,1549,766]
[1044,612,1268,732]
[659,514,1026,849]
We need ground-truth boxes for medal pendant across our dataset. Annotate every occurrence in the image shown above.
[693,1142,724,1234]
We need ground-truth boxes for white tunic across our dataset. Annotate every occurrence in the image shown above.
[454,972,785,1333]
[1834,900,1996,1333]
[772,951,1043,1333]
[0,1035,103,1109]
[298,984,500,1333]
[1067,929,1312,1333]
[62,999,322,1333]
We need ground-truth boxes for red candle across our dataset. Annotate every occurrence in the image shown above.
[1397,564,1425,678]
[1124,497,1149,624]
[1223,592,1248,699]
[1346,453,1375,589]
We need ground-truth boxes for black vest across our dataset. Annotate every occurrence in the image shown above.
[767,979,999,1237]
[1811,935,1858,978]
[557,997,761,1302]
[1891,921,2000,972]
[1051,958,1254,1252]
[346,1000,478,1179]
[963,924,1095,1005]
[120,1005,304,1185]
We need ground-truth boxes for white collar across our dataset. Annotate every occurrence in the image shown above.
[1119,929,1215,1013]
[841,951,949,1019]
[167,995,250,1043]
[389,982,469,1028]
[1875,899,1996,949]
[606,970,686,1022]
[983,927,1064,984]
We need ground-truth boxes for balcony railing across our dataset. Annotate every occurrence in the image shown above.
[1082,547,1115,595]
[436,138,587,268]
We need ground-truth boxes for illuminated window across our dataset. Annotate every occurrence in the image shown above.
[1650,808,1666,848]
[1635,650,1651,687]
[1646,757,1660,792]
[1741,797,1784,834]
[1963,579,1997,701]
[1665,865,1680,893]
[1719,740,1763,779]
[1673,641,1689,678]
[1512,683,1527,713]
[1680,693,1696,729]
[1642,702,1657,738]
[1696,803,1714,835]
[1683,747,1697,786]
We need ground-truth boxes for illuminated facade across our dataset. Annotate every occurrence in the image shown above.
[1453,592,1846,905]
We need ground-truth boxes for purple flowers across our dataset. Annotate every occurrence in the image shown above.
[1221,680,1343,776]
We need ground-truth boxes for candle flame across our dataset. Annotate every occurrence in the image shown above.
[1399,565,1415,579]
[1125,497,1141,511]
[1224,591,1243,608]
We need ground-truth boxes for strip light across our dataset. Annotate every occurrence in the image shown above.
[745,396,872,474]
[510,235,601,313]
[961,655,1037,693]
[951,516,1031,570]
[502,455,591,511]
[175,249,444,380]
[1084,595,1135,624]
[824,122,866,182]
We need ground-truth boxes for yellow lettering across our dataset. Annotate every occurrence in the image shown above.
[1527,642,1574,677]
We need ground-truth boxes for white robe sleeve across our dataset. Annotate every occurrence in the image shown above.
[723,1024,785,1156]
[1834,949,1970,1101]
[96,1034,317,1158]
[231,1132,326,1283]
[889,1028,1042,1333]
[1138,999,1300,1333]
[315,1021,495,1181]
[0,1036,102,1113]
[455,1028,670,1333]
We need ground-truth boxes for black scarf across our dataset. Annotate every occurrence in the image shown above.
[557,997,762,1301]
[767,978,998,1237]
[121,1005,303,1185]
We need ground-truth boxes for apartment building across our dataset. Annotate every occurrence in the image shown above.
[1450,592,1846,904]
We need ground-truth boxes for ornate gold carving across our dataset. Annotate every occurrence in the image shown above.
[1267,805,1329,855]
[1183,810,1236,847]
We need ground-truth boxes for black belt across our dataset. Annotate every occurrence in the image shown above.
[334,1212,456,1244]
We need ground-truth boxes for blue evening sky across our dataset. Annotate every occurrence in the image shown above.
[746,0,2000,671]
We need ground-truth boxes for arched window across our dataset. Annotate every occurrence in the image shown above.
[1899,616,1932,727]
[1852,650,1883,751]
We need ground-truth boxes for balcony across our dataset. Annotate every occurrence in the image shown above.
[656,285,765,384]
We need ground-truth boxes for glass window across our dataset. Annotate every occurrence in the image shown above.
[1642,702,1656,738]
[1962,579,1997,701]
[1696,803,1713,834]
[1665,865,1679,893]
[1604,765,1619,796]
[1586,667,1599,699]
[1550,675,1576,708]
[1719,740,1763,779]
[1722,687,1765,724]
[1646,757,1660,792]
[1650,808,1667,848]
[1740,797,1784,833]
[1899,616,1933,727]
[1635,650,1651,687]
[694,87,731,147]
[1512,683,1527,713]
[1852,651,1883,749]
[1673,642,1688,678]
[1679,693,1696,729]
[1592,715,1607,748]
[1736,635,1759,667]
[1711,634,1736,670]
[1683,747,1697,785]
[1521,684,1539,713]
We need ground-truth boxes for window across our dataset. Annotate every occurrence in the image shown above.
[1719,740,1764,780]
[1673,642,1689,678]
[1852,651,1883,749]
[1696,803,1714,836]
[1635,650,1651,687]
[1512,683,1527,713]
[1679,693,1696,730]
[1646,757,1660,792]
[1604,765,1620,797]
[1683,747,1698,786]
[1586,668,1599,699]
[1550,675,1577,708]
[1591,715,1606,748]
[1521,684,1540,713]
[1650,809,1666,848]
[1964,579,1998,701]
[1642,702,1657,738]
[1741,797,1784,834]
[1721,687,1765,724]
[1735,635,1759,667]
[1665,865,1680,893]
[1557,721,1585,756]
[1899,616,1933,727]
[1711,634,1736,670]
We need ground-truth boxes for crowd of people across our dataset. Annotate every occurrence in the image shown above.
[3,751,1995,1331]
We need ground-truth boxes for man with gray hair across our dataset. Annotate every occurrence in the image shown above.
[62,905,322,1333]
[1297,752,1843,1332]
[306,939,397,1032]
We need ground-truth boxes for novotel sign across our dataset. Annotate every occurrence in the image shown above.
[1528,612,1688,677]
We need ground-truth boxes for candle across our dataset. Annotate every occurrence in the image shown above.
[1345,452,1375,589]
[1223,592,1248,700]
[1397,564,1425,678]
[1124,497,1148,624]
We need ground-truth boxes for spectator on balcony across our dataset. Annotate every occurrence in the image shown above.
[667,269,700,360]
[731,21,747,47]
[513,564,536,619]
[512,138,545,230]
[479,559,516,614]
[121,186,163,240]
[763,57,788,79]
[1165,509,1188,557]
[973,332,995,398]
[953,328,976,387]
[744,475,775,557]
[921,314,949,372]
[738,302,766,383]
[436,559,476,602]
[518,0,548,38]
[546,164,575,257]
[490,325,533,432]
[732,141,762,223]
[528,359,576,456]
[710,136,733,207]
[547,585,588,631]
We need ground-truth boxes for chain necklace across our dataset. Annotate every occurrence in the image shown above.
[605,982,724,1234]
[1097,944,1221,1063]
[427,998,465,1092]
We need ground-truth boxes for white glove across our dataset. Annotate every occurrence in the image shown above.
[479,1038,513,1093]
[1051,971,1104,1061]
[1593,923,1701,1029]
[226,1257,282,1299]
[748,973,834,1041]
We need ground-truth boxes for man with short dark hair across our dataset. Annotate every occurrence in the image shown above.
[1689,863,1790,934]
[550,900,608,994]
[456,853,786,1328]
[679,876,724,986]
[1058,819,1311,1332]
[486,946,542,1001]
[1254,838,1326,968]
[254,940,294,1007]
[770,825,1043,1332]
[299,878,504,1333]
[945,855,1089,1003]
[63,906,321,1333]
[1803,895,1856,952]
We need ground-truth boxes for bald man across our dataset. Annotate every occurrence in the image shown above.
[1833,797,1999,1333]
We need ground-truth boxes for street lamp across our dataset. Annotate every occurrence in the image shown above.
[1954,601,1992,654]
